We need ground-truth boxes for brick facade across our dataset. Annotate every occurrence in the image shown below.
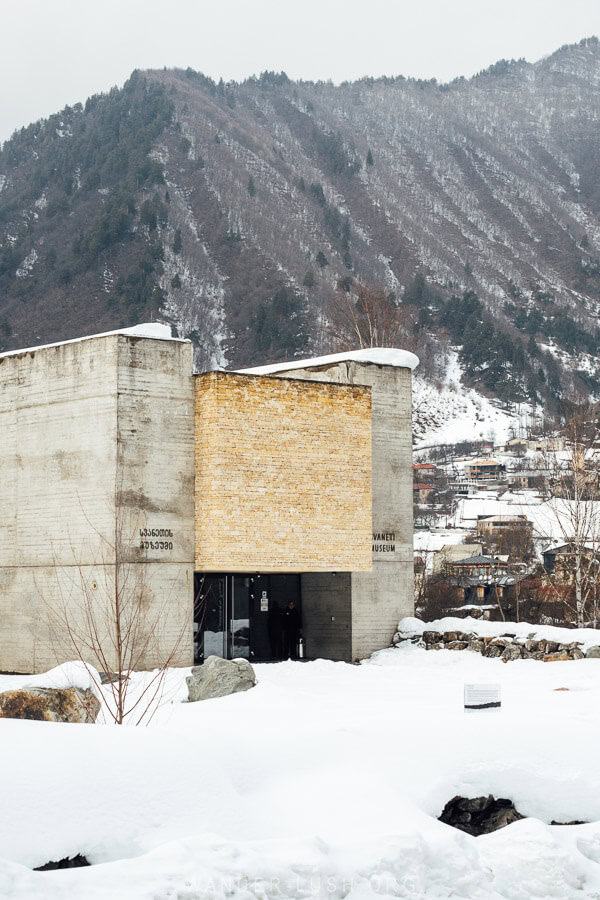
[195,371,372,573]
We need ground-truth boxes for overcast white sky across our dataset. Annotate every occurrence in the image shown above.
[1,0,599,144]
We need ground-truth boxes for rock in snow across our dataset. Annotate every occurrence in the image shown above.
[186,656,256,702]
[0,687,100,723]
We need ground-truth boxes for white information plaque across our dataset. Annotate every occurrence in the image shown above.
[464,683,501,712]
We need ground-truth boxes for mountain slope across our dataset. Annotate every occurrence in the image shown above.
[1,38,600,407]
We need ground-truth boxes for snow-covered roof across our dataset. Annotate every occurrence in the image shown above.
[477,514,527,522]
[237,347,420,376]
[0,323,187,360]
[469,458,504,467]
[453,554,497,565]
[543,540,600,554]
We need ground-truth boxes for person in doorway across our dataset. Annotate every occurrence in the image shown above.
[282,600,302,659]
[267,601,282,660]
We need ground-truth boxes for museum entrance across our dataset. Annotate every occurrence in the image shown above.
[194,573,301,663]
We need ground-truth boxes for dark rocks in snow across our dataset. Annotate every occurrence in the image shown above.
[34,854,90,871]
[440,796,588,835]
[439,795,524,836]
[186,655,256,702]
[0,687,100,723]
[422,630,442,644]
[550,820,588,826]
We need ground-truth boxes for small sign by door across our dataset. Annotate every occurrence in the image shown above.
[260,590,268,612]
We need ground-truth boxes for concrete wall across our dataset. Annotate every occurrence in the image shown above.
[267,360,414,660]
[195,371,372,573]
[0,334,194,673]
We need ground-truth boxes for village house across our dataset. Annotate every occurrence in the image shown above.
[467,459,506,481]
[504,438,528,455]
[413,482,435,503]
[430,542,483,574]
[476,514,532,538]
[542,542,600,582]
[413,463,437,480]
[508,470,544,491]
[447,554,515,606]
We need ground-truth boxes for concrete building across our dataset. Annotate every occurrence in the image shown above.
[0,328,418,673]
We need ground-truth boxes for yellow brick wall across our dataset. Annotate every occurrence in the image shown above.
[195,372,372,572]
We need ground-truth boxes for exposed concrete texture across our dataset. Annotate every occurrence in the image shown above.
[195,371,372,573]
[265,359,414,661]
[0,334,194,674]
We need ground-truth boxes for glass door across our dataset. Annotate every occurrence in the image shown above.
[230,576,250,658]
[195,574,227,659]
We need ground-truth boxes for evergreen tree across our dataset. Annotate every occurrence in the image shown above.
[247,175,256,197]
[366,149,374,167]
[316,250,328,268]
[173,228,182,254]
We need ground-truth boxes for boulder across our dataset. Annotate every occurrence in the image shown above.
[466,639,485,654]
[439,795,524,836]
[570,648,585,660]
[484,644,503,658]
[456,631,474,643]
[0,687,100,723]
[442,631,458,642]
[446,641,468,651]
[501,645,523,662]
[586,646,600,658]
[422,630,442,644]
[186,656,256,702]
[543,651,571,662]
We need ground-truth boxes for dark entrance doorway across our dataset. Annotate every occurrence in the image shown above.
[194,573,301,663]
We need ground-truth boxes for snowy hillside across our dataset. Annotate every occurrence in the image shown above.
[413,350,531,448]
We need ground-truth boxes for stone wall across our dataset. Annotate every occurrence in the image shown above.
[194,371,372,573]
[0,334,195,673]
[393,629,591,661]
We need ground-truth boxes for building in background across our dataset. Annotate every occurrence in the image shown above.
[0,327,418,672]
[467,459,506,481]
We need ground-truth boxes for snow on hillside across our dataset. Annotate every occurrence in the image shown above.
[2,642,600,897]
[413,350,531,448]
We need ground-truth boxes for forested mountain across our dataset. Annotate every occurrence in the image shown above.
[2,38,600,414]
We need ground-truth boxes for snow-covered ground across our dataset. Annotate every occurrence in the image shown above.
[413,350,533,448]
[451,490,600,554]
[2,638,600,898]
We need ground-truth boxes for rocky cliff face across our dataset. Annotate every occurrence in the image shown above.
[1,38,600,408]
